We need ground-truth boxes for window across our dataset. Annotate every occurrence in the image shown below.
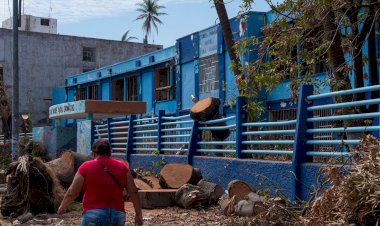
[155,67,175,101]
[88,85,98,100]
[78,87,86,100]
[268,108,297,140]
[128,76,138,101]
[40,18,50,26]
[112,79,124,101]
[199,54,219,93]
[83,47,96,62]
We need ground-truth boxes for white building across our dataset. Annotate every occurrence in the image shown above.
[2,15,57,34]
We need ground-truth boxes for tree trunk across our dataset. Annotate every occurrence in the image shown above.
[175,184,207,209]
[190,97,221,121]
[209,112,231,141]
[159,163,201,189]
[143,175,161,189]
[322,9,351,93]
[218,193,236,216]
[213,0,243,88]
[134,178,154,190]
[197,179,224,206]
[227,180,255,203]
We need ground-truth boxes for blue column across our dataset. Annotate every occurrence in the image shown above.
[236,96,247,158]
[187,121,200,165]
[126,115,136,162]
[292,84,314,200]
[157,110,165,154]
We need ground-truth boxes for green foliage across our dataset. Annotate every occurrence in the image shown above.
[121,30,138,42]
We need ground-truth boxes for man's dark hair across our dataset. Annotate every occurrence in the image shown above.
[92,139,111,156]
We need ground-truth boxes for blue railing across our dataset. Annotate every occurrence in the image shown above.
[93,84,380,164]
[0,133,33,144]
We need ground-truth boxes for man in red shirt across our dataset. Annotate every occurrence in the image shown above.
[58,140,143,226]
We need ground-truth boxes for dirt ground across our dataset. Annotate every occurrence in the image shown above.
[0,201,244,226]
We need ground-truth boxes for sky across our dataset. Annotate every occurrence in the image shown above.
[1,0,275,48]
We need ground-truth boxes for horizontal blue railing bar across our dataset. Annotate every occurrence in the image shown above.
[307,112,380,122]
[306,140,360,145]
[133,136,158,140]
[162,127,192,132]
[241,150,293,155]
[308,98,380,111]
[199,116,236,125]
[307,84,380,100]
[196,149,236,153]
[161,148,187,152]
[95,128,108,132]
[134,123,158,128]
[162,134,190,138]
[162,141,189,145]
[134,117,158,122]
[110,126,129,130]
[243,120,297,127]
[162,120,193,126]
[242,140,294,145]
[112,142,128,146]
[96,124,107,127]
[95,132,108,136]
[112,148,126,151]
[110,132,128,135]
[134,130,157,134]
[134,148,157,151]
[134,142,157,145]
[198,124,236,130]
[307,126,380,133]
[110,121,129,125]
[242,130,296,136]
[162,115,190,120]
[111,137,127,141]
[198,141,235,145]
[306,151,351,157]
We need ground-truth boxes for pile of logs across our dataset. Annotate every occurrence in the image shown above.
[133,163,224,209]
[219,180,268,217]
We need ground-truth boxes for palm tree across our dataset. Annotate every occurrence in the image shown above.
[121,30,138,42]
[135,0,167,43]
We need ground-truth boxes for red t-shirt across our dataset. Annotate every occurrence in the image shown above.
[78,156,130,213]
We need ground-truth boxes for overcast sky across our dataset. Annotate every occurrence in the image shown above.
[1,0,275,47]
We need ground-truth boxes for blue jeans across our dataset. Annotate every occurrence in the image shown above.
[81,208,126,226]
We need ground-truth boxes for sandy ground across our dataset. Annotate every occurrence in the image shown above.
[0,201,243,226]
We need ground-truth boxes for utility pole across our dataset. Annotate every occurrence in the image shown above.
[11,0,20,160]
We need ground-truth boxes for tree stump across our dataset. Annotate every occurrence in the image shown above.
[190,97,221,121]
[175,184,207,209]
[45,151,75,188]
[159,163,200,189]
[227,180,256,203]
[134,178,153,190]
[197,179,224,206]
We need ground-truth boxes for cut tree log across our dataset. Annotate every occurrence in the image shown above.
[134,178,153,190]
[159,163,201,189]
[143,176,161,189]
[190,97,221,121]
[138,189,177,209]
[175,184,207,209]
[197,179,224,206]
[228,180,256,203]
[218,194,236,216]
[45,151,75,188]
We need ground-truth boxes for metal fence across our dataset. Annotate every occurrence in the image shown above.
[93,84,380,164]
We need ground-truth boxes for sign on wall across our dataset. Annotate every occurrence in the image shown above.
[49,101,86,118]
[199,26,218,58]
